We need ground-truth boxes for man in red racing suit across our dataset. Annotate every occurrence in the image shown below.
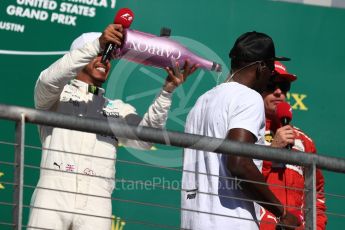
[259,61,327,230]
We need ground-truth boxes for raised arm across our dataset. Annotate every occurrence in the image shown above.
[35,24,124,110]
[34,38,100,110]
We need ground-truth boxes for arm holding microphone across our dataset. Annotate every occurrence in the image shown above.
[35,24,122,110]
[271,125,295,149]
[99,24,124,56]
[272,102,295,149]
[101,8,134,64]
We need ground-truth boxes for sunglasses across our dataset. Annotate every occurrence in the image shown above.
[265,81,291,92]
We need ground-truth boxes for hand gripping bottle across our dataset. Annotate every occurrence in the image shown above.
[116,29,222,72]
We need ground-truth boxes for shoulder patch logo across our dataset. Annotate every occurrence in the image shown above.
[265,131,273,143]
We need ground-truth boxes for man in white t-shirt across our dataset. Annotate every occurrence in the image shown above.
[181,32,300,230]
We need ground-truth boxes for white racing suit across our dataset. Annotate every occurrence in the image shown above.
[28,38,173,230]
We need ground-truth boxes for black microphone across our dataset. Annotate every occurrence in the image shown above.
[276,102,293,149]
[101,8,134,64]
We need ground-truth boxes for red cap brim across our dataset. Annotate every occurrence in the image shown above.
[275,73,297,82]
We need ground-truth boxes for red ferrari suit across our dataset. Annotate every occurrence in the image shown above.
[260,119,327,230]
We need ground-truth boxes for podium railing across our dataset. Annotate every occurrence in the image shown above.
[1,104,345,230]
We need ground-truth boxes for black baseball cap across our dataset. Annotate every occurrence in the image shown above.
[229,31,290,62]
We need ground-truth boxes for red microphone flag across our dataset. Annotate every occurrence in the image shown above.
[276,102,292,122]
[114,8,134,28]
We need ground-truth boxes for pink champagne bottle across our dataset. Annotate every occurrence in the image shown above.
[116,29,222,72]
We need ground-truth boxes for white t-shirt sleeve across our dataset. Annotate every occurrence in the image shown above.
[228,92,265,141]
